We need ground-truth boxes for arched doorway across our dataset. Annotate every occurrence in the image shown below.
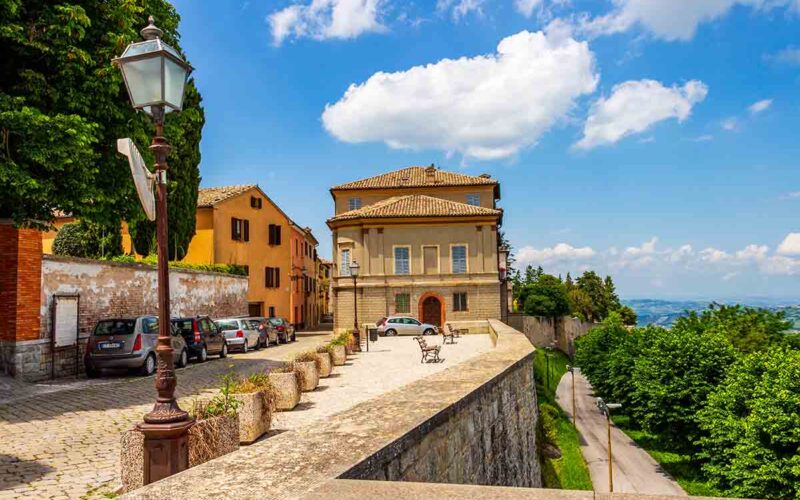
[418,293,445,326]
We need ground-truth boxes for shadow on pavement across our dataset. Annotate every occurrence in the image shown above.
[0,455,54,490]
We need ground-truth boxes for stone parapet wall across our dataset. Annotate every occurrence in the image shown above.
[123,320,538,499]
[1,254,248,381]
[518,315,595,357]
[334,282,501,333]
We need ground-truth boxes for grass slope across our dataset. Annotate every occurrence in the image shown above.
[533,349,593,491]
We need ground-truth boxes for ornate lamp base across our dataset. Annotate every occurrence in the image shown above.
[137,419,195,485]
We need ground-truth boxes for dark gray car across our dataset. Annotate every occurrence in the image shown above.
[85,316,188,377]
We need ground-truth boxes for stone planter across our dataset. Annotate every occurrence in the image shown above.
[233,391,272,444]
[294,360,319,392]
[269,371,300,411]
[315,352,332,378]
[189,414,239,467]
[119,414,239,494]
[345,339,354,355]
[330,344,346,366]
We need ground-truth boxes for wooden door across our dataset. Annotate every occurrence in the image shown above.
[421,296,442,326]
[423,246,438,274]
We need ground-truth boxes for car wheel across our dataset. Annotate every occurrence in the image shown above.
[243,342,248,353]
[291,333,296,342]
[178,349,188,368]
[199,345,208,362]
[424,328,435,336]
[85,363,99,379]
[219,343,228,358]
[385,329,397,336]
[140,354,156,376]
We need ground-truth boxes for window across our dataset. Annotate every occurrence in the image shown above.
[340,249,351,276]
[453,293,468,311]
[268,224,282,245]
[395,293,410,313]
[231,218,249,241]
[394,247,410,275]
[250,196,262,209]
[466,193,480,206]
[268,306,276,318]
[264,267,280,288]
[451,245,467,274]
[348,197,362,210]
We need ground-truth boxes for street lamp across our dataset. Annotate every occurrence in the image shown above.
[349,260,361,352]
[566,365,577,425]
[498,245,510,322]
[544,345,554,389]
[596,398,622,493]
[114,16,193,485]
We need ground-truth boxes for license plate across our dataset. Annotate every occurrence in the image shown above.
[99,342,123,350]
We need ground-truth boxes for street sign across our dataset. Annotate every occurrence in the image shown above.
[117,138,156,221]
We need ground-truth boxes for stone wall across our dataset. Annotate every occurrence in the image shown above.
[1,255,248,381]
[517,315,595,357]
[334,282,501,333]
[340,336,539,487]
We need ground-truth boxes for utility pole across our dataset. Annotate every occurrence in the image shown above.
[596,398,622,493]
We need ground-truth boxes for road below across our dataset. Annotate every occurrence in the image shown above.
[555,369,685,496]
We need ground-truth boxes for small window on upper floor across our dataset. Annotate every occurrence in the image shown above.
[348,197,362,210]
[466,193,480,206]
[451,245,467,274]
[250,196,262,209]
[394,247,410,275]
[340,249,351,276]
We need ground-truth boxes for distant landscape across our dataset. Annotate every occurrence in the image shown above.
[623,298,800,330]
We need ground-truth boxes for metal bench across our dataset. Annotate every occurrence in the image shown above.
[447,323,468,338]
[441,326,455,344]
[413,336,441,363]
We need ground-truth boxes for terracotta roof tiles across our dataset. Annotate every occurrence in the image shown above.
[331,166,497,191]
[328,194,501,223]
[197,185,257,207]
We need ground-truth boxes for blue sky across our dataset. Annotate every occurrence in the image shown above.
[170,0,800,300]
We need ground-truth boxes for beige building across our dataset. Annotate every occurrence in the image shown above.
[327,165,503,334]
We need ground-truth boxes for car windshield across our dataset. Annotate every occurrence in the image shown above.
[94,320,135,336]
[172,319,193,334]
[247,320,261,329]
[268,318,283,326]
[216,320,239,330]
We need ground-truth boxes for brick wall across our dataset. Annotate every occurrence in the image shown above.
[519,315,595,357]
[0,224,42,343]
[333,282,501,333]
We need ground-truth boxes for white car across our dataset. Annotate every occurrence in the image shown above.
[214,318,261,353]
[377,316,438,336]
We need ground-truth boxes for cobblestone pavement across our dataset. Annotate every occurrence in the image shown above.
[0,332,331,500]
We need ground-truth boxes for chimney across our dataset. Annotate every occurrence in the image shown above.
[425,163,436,183]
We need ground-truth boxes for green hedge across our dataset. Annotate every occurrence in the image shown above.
[107,254,247,276]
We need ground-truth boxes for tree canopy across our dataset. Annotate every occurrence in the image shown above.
[518,273,571,318]
[0,1,204,259]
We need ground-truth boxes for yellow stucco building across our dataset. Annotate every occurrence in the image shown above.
[327,165,503,334]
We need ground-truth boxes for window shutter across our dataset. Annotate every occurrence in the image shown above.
[243,220,250,241]
[231,218,237,240]
[268,224,274,245]
[276,225,282,245]
[275,267,280,288]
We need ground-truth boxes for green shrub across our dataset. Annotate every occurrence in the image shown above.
[540,403,559,444]
[53,221,122,258]
[106,253,246,276]
[294,351,318,363]
[191,373,240,419]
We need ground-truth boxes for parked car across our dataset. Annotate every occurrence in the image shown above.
[171,316,228,361]
[85,316,188,377]
[377,316,438,336]
[267,317,295,343]
[320,313,333,323]
[214,317,261,352]
[248,317,278,346]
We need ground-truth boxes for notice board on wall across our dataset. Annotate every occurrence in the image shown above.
[53,295,79,348]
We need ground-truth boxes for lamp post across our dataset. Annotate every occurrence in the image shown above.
[113,16,193,484]
[544,345,553,389]
[566,364,577,425]
[596,398,622,492]
[349,260,361,352]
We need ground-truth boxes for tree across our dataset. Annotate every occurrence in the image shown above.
[519,274,570,319]
[52,221,122,258]
[576,271,608,321]
[0,1,203,257]
[604,275,621,311]
[630,324,736,451]
[618,305,637,326]
[567,288,593,321]
[574,312,630,397]
[697,347,800,499]
[673,304,792,353]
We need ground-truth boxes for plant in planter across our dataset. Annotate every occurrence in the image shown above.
[327,339,347,366]
[315,345,333,378]
[188,375,241,466]
[293,351,320,392]
[269,363,301,411]
[229,372,276,444]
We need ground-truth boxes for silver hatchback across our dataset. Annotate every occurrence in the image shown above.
[85,316,188,377]
[377,316,438,336]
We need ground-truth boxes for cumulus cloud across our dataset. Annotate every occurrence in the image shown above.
[578,0,800,41]
[721,117,739,131]
[574,79,708,149]
[268,0,385,45]
[748,99,772,114]
[514,0,542,17]
[321,30,598,160]
[777,233,800,256]
[437,0,485,20]
[517,243,596,266]
[765,45,800,65]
